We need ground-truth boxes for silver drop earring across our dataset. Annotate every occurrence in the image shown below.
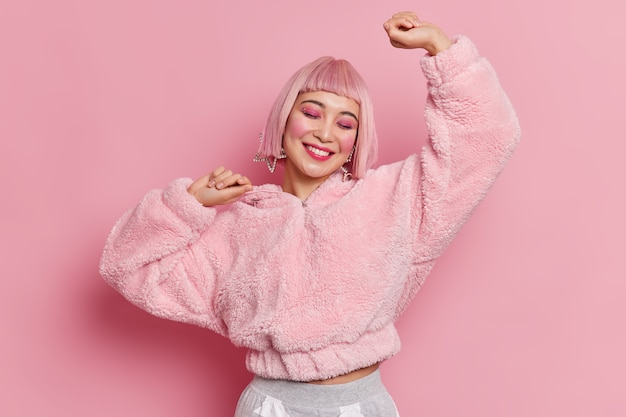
[253,133,287,173]
[341,146,355,182]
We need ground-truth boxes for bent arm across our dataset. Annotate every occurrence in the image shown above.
[99,178,228,335]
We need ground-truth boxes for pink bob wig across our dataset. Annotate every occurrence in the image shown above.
[257,56,378,179]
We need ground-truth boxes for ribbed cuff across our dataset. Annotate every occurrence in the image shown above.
[420,35,481,86]
[162,177,216,233]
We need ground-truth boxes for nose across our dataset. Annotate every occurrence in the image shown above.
[313,120,333,142]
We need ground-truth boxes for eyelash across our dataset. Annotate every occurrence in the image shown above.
[302,109,355,130]
[302,110,319,119]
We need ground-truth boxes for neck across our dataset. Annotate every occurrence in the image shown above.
[281,168,330,201]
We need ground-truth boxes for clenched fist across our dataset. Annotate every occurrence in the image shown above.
[188,166,253,207]
[383,11,452,55]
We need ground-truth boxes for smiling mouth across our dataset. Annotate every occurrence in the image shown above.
[305,145,333,157]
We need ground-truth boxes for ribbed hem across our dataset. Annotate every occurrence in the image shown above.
[245,324,401,382]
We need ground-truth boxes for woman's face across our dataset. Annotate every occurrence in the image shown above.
[282,90,359,187]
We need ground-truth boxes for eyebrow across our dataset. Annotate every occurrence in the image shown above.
[300,99,359,123]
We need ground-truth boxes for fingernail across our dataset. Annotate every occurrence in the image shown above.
[216,182,224,189]
[208,180,215,187]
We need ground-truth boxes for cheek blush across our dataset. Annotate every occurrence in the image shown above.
[286,116,311,139]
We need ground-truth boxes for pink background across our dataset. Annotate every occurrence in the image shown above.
[2,0,625,415]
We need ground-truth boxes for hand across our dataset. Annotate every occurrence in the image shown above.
[383,12,452,55]
[187,166,253,207]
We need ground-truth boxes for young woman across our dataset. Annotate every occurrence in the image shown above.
[100,11,521,417]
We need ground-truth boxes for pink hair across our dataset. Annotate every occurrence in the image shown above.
[258,56,378,179]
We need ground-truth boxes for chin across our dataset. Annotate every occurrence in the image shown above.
[302,167,336,180]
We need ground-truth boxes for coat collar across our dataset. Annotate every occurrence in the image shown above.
[239,171,354,209]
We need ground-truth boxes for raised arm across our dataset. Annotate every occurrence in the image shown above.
[383,12,521,261]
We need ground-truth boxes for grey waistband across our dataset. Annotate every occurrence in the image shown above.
[249,369,387,408]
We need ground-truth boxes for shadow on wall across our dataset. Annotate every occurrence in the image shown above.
[90,274,251,409]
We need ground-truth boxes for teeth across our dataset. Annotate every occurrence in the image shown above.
[306,145,331,157]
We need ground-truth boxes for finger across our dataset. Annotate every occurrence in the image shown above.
[237,176,252,186]
[210,166,226,178]
[187,173,212,194]
[218,172,254,189]
[215,173,243,190]
[209,169,233,187]
[220,184,252,204]
[399,16,420,30]
[390,12,420,29]
[393,11,419,21]
[400,16,413,27]
[385,21,418,40]
[207,167,226,185]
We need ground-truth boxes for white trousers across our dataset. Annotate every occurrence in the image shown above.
[234,370,400,417]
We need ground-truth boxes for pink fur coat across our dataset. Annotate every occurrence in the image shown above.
[100,36,521,381]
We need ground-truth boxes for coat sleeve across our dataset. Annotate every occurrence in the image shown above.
[99,177,228,335]
[409,35,522,262]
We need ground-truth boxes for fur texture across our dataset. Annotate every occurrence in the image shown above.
[100,36,521,381]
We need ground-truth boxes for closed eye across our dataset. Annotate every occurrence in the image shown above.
[301,107,321,119]
[337,118,357,130]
